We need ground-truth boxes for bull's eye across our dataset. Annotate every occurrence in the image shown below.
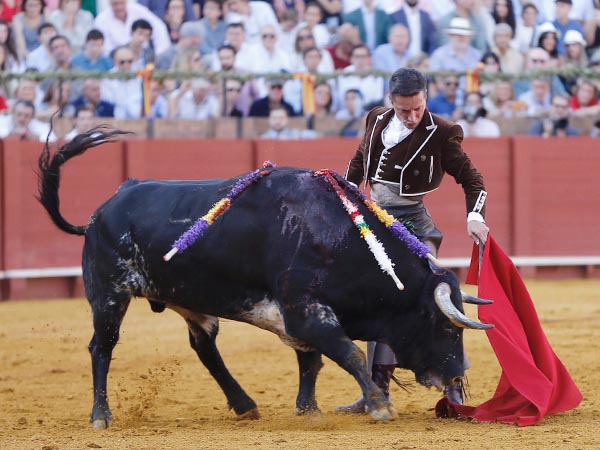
[442,325,455,334]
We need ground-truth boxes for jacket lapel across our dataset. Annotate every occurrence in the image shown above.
[402,110,437,168]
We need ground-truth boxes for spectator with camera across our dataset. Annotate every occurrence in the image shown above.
[528,94,580,137]
[456,91,501,137]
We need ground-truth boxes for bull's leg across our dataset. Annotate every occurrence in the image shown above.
[185,316,259,419]
[88,294,131,429]
[295,350,323,415]
[284,304,397,421]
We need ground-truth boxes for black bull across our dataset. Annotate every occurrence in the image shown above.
[37,129,492,429]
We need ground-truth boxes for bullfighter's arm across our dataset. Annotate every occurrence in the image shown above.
[441,123,489,244]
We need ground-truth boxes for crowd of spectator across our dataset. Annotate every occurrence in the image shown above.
[0,0,598,141]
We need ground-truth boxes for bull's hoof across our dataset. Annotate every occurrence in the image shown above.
[335,397,366,414]
[235,407,260,420]
[295,406,322,416]
[366,403,397,421]
[91,417,112,429]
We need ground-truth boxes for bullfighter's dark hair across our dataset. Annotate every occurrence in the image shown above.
[389,68,427,98]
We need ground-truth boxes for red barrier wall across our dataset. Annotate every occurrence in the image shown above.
[426,137,514,256]
[125,139,255,180]
[254,138,359,175]
[512,137,600,256]
[0,139,126,299]
[1,136,599,300]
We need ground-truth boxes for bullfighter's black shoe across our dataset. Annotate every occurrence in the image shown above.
[335,364,395,414]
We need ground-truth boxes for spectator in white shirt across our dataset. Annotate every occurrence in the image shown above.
[518,77,552,116]
[336,44,385,109]
[49,0,94,54]
[212,22,254,71]
[456,91,501,137]
[168,78,220,119]
[25,23,58,71]
[224,0,279,44]
[298,2,331,49]
[290,26,335,73]
[246,24,292,75]
[0,99,56,142]
[100,45,143,119]
[284,45,336,115]
[94,0,171,57]
[513,3,539,54]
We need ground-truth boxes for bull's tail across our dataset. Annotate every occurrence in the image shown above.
[37,126,132,236]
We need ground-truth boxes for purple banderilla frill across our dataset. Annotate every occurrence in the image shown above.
[163,161,275,261]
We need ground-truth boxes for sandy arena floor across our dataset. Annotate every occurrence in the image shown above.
[0,279,599,450]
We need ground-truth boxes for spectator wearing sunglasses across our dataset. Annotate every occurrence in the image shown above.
[100,45,143,119]
[513,47,567,98]
[224,0,279,44]
[426,75,463,120]
[290,26,334,73]
[528,93,580,136]
[244,24,292,98]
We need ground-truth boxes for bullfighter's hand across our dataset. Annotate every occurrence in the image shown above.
[467,220,489,245]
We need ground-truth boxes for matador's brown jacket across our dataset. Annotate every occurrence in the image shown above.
[344,106,487,217]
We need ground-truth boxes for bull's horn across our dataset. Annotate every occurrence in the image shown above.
[434,283,494,330]
[460,290,493,305]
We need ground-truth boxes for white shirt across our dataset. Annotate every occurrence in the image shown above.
[172,90,220,119]
[382,114,414,148]
[94,3,171,57]
[337,65,385,109]
[518,90,551,117]
[244,43,292,98]
[101,71,143,119]
[225,2,279,44]
[290,48,335,74]
[404,5,422,57]
[457,117,501,137]
[25,46,52,71]
[361,6,377,51]
[245,43,292,75]
[0,115,56,142]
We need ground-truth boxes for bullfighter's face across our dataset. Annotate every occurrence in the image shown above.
[390,90,426,129]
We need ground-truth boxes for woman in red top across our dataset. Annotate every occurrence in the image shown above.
[569,78,600,117]
[0,0,19,23]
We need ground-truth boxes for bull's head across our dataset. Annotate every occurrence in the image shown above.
[389,276,493,392]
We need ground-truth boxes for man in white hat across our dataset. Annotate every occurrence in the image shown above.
[429,17,482,73]
[435,0,490,52]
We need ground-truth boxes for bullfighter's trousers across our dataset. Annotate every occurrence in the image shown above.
[368,185,443,371]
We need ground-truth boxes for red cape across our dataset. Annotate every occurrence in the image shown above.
[435,235,582,426]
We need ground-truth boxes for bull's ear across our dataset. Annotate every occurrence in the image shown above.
[435,283,494,330]
[460,291,493,305]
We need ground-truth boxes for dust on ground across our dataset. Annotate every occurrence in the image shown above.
[1,279,599,450]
